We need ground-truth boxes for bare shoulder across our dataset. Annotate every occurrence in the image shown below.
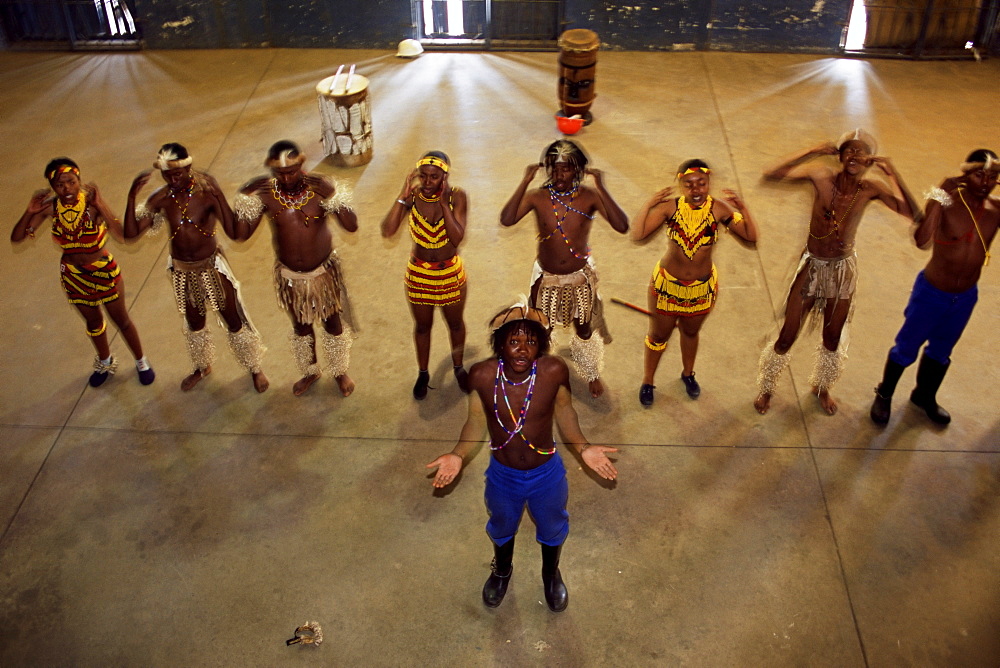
[469,358,498,386]
[148,186,169,207]
[537,354,569,380]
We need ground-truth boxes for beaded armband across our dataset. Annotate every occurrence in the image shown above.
[321,182,353,214]
[233,192,265,223]
[925,187,952,208]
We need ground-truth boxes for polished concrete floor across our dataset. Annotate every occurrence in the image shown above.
[0,48,997,666]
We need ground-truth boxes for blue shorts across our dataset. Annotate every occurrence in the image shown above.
[484,451,569,547]
[889,271,978,367]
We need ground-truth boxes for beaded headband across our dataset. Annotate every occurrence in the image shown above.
[265,150,306,168]
[154,148,193,171]
[678,167,710,178]
[489,304,550,332]
[416,156,449,172]
[47,164,79,182]
[960,154,998,173]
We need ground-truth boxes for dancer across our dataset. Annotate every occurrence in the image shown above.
[870,149,999,426]
[426,303,618,612]
[11,158,155,387]
[632,159,758,405]
[500,140,628,398]
[753,130,919,415]
[233,140,357,397]
[380,151,470,399]
[124,143,268,392]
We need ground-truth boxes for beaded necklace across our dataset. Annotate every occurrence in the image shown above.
[416,190,441,203]
[812,180,862,241]
[168,180,215,240]
[54,191,89,240]
[538,184,593,259]
[271,178,318,225]
[956,188,992,267]
[667,196,717,260]
[491,359,556,455]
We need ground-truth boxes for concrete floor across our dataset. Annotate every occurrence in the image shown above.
[0,48,997,666]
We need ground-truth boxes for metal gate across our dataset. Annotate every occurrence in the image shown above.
[416,0,563,49]
[0,0,139,49]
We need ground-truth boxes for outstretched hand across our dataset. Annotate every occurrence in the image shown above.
[721,188,744,209]
[304,174,335,198]
[815,141,839,156]
[524,163,542,182]
[869,156,895,177]
[241,175,270,195]
[426,453,463,488]
[26,189,51,214]
[648,186,674,205]
[130,170,153,195]
[582,445,618,481]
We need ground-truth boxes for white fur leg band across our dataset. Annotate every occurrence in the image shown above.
[228,327,265,374]
[808,345,846,392]
[185,326,215,372]
[570,333,604,383]
[321,327,352,377]
[757,343,790,396]
[290,333,320,377]
[233,192,265,223]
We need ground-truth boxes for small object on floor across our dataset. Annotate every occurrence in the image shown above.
[681,372,700,399]
[89,355,118,387]
[639,383,654,406]
[454,365,470,393]
[286,621,323,646]
[413,369,431,400]
[136,356,156,385]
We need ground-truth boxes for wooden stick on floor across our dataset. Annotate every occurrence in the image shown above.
[610,297,652,317]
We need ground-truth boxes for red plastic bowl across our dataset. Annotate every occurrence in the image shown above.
[556,115,585,135]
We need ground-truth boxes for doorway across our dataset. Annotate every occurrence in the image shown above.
[415,0,564,49]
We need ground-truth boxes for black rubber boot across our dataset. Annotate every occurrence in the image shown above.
[482,538,515,608]
[909,353,951,425]
[870,356,906,425]
[541,544,568,612]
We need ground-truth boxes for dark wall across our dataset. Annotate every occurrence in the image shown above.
[133,0,412,49]
[565,0,852,52]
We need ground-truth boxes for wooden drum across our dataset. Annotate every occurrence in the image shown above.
[316,72,373,167]
[557,29,599,124]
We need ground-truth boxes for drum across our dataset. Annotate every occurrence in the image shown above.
[316,72,373,167]
[557,29,599,124]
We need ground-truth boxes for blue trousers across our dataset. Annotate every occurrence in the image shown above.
[889,271,978,367]
[484,452,569,547]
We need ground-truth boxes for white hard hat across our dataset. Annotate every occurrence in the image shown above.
[396,39,424,58]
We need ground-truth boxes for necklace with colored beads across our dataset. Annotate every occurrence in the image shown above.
[54,191,90,240]
[956,188,992,266]
[539,184,592,259]
[491,359,556,455]
[416,190,441,203]
[167,180,214,239]
[272,178,318,225]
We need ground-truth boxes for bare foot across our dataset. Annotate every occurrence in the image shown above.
[753,392,771,415]
[813,386,838,415]
[252,371,269,393]
[293,373,321,396]
[588,378,605,398]
[336,374,355,397]
[181,366,211,391]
